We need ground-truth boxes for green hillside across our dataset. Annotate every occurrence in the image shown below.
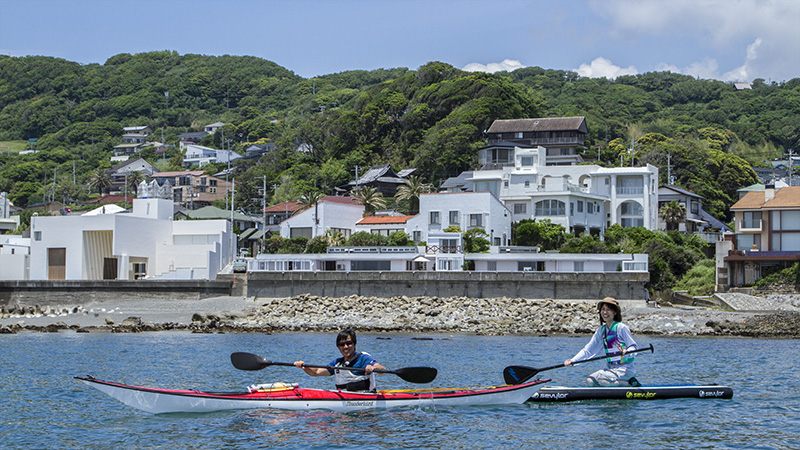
[1,52,797,218]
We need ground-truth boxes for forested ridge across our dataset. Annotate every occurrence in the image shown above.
[1,51,798,221]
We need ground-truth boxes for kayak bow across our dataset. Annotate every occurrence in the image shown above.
[75,375,549,414]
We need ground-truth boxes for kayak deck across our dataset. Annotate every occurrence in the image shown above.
[75,375,549,413]
[529,384,734,402]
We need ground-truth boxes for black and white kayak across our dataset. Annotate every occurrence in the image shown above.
[528,384,734,402]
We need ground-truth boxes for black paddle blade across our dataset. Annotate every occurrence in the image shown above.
[392,367,437,384]
[503,365,538,385]
[231,352,271,371]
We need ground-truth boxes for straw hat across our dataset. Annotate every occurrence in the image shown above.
[597,297,620,313]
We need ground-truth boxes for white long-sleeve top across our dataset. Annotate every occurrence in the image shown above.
[571,322,638,370]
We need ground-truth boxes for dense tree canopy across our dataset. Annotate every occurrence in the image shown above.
[0,52,796,217]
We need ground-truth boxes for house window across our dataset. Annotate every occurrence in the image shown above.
[574,261,584,272]
[330,227,352,238]
[34,231,42,241]
[587,202,594,214]
[210,179,218,187]
[536,200,566,216]
[742,211,762,229]
[620,202,644,227]
[521,156,534,166]
[514,203,527,214]
[524,180,530,188]
[616,177,644,195]
[430,211,440,225]
[503,180,509,187]
[449,211,459,225]
[577,201,584,213]
[690,200,699,214]
[515,132,523,139]
[413,231,422,242]
[488,261,497,270]
[570,202,574,216]
[469,214,483,228]
[493,237,501,246]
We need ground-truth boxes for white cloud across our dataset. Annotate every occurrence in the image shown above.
[588,0,800,82]
[722,38,762,82]
[575,57,637,79]
[462,59,526,73]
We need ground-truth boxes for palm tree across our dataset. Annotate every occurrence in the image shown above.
[298,190,324,209]
[395,175,433,214]
[87,168,111,196]
[353,185,385,215]
[126,170,147,196]
[660,200,686,231]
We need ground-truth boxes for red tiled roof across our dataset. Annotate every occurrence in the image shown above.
[264,201,302,213]
[356,215,415,225]
[320,195,358,205]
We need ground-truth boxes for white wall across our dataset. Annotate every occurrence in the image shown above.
[281,202,364,239]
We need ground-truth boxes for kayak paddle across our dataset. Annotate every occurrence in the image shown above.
[231,352,437,384]
[503,343,655,385]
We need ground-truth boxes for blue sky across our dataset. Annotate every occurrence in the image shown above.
[1,0,797,82]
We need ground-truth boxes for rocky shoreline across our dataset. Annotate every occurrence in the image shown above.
[1,294,799,338]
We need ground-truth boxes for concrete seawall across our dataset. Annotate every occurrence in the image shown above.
[0,271,648,308]
[245,271,649,301]
[0,280,233,306]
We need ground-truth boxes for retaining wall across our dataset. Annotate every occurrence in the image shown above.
[0,280,232,306]
[246,271,649,300]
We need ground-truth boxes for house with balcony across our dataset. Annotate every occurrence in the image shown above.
[182,144,243,168]
[264,200,302,233]
[150,170,230,209]
[405,191,513,246]
[204,122,225,134]
[444,145,658,236]
[718,185,800,289]
[484,117,587,166]
[107,157,157,193]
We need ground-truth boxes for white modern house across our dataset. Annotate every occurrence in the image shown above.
[0,234,30,280]
[183,144,243,168]
[28,183,233,281]
[443,145,659,235]
[405,191,513,246]
[280,196,364,239]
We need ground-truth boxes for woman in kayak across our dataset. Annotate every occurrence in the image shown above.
[294,328,387,391]
[564,297,641,387]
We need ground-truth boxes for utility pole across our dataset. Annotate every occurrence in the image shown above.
[230,178,236,261]
[257,176,267,231]
[788,149,796,187]
[353,165,360,194]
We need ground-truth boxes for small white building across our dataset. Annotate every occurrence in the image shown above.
[29,185,233,281]
[405,191,512,246]
[0,234,30,280]
[280,196,364,239]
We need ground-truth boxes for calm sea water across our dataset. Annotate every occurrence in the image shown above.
[0,331,798,450]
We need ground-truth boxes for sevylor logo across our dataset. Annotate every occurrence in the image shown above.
[626,391,657,399]
[699,390,726,398]
[531,392,569,399]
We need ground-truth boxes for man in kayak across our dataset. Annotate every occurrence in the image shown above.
[564,297,641,387]
[294,328,387,391]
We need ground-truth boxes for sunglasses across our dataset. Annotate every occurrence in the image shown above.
[337,340,354,347]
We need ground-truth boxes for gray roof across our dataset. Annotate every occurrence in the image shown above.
[660,184,703,199]
[700,209,731,231]
[349,165,404,186]
[487,117,587,134]
[440,171,473,189]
